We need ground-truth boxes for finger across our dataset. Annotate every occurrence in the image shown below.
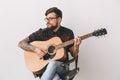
[41,50,47,55]
[34,48,44,58]
[40,48,47,53]
[74,38,77,45]
[37,53,44,58]
[77,37,81,42]
[42,49,47,53]
[76,38,81,45]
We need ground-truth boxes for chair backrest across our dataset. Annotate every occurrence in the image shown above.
[61,56,79,80]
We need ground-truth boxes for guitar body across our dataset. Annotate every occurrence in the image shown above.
[24,37,65,72]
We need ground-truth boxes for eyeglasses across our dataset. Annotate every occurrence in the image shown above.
[44,17,57,22]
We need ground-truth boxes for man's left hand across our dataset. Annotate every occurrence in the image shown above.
[74,36,82,47]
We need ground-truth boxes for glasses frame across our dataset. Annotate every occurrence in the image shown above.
[44,17,57,22]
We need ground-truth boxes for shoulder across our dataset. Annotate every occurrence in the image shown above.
[37,28,46,32]
[36,28,47,33]
[29,28,47,37]
[60,26,73,33]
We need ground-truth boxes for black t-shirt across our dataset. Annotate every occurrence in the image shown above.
[28,26,74,61]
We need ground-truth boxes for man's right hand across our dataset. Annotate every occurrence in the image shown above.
[34,47,47,58]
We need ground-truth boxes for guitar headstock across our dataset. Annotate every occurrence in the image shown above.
[93,28,107,37]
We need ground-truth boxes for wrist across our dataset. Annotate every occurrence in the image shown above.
[33,47,38,52]
[74,45,79,49]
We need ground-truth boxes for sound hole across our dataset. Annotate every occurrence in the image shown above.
[48,45,56,54]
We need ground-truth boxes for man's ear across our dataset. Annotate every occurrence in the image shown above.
[58,17,62,23]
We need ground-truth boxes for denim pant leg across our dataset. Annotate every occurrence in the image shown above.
[40,60,63,80]
[39,73,60,80]
[53,73,60,80]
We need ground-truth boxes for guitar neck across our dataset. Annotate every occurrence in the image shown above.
[57,32,93,49]
[81,32,93,40]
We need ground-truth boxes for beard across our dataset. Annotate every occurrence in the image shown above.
[47,26,56,31]
[47,22,58,31]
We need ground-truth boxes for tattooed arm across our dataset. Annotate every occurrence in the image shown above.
[18,37,47,58]
[18,37,35,51]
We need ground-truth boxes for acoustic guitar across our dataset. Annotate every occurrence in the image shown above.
[24,28,107,72]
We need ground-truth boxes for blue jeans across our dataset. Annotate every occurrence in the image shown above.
[39,60,68,80]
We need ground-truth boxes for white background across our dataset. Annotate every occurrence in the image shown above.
[0,0,120,80]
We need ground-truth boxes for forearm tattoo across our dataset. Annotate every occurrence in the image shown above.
[18,37,35,51]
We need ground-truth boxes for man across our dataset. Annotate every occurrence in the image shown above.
[18,7,82,80]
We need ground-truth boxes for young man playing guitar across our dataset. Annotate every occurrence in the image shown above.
[18,7,82,80]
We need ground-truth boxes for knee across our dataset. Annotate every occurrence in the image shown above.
[47,61,58,67]
[46,60,62,69]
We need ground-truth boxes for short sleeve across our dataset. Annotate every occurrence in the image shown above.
[66,30,75,51]
[28,28,43,42]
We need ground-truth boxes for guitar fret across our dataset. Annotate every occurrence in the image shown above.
[81,33,93,40]
[56,39,74,49]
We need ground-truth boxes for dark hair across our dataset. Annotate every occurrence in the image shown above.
[45,7,62,18]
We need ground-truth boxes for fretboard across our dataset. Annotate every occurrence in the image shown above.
[56,32,93,49]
